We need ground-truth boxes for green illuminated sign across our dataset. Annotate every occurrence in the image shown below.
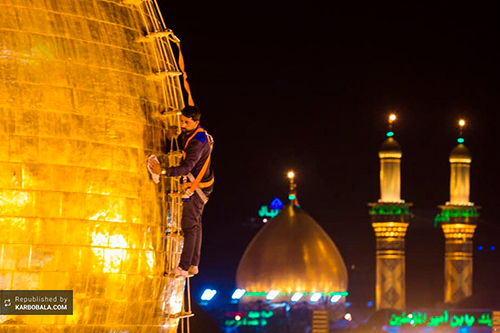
[386,131,394,137]
[225,318,268,327]
[369,205,409,215]
[248,310,274,319]
[225,311,274,327]
[259,206,279,218]
[390,311,493,328]
[434,207,478,226]
[243,291,348,297]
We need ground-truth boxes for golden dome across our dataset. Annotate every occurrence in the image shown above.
[450,143,472,163]
[379,137,402,159]
[236,205,348,294]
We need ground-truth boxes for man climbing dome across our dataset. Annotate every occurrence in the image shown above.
[148,106,214,277]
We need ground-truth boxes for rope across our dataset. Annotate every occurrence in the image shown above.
[175,41,195,106]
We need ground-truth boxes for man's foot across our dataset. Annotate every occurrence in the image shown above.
[169,267,189,277]
[188,266,199,276]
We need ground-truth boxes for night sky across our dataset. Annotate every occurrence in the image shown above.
[159,2,500,308]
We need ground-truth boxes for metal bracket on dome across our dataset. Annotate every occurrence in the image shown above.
[157,110,181,125]
[166,312,195,319]
[122,0,147,5]
[137,30,177,43]
[147,70,182,81]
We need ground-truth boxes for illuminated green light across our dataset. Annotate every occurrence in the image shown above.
[258,206,280,218]
[457,137,465,143]
[225,311,274,327]
[386,131,394,137]
[245,292,268,296]
[434,207,479,226]
[244,291,347,297]
[389,310,493,328]
[288,194,296,200]
[329,291,349,296]
[370,205,409,215]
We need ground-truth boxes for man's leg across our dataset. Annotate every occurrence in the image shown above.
[179,193,205,271]
[191,187,212,268]
[191,204,206,267]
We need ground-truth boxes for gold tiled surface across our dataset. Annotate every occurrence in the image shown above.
[0,0,183,332]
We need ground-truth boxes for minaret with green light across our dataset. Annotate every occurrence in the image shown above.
[436,119,479,304]
[369,114,412,310]
[287,171,300,207]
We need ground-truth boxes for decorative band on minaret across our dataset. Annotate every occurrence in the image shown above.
[369,114,411,310]
[435,119,479,304]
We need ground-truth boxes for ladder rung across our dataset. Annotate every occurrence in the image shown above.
[137,30,174,43]
[166,311,194,319]
[147,71,182,81]
[122,0,146,5]
[164,271,194,278]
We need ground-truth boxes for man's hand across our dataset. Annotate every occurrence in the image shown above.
[148,158,162,174]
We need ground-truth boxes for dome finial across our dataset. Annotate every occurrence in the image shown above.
[386,113,396,137]
[287,171,299,206]
[458,118,466,143]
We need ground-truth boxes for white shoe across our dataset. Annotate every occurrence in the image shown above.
[170,267,189,277]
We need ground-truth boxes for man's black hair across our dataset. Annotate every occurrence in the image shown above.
[181,106,201,121]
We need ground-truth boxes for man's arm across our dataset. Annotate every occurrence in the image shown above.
[166,139,204,177]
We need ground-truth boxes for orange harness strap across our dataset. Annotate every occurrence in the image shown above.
[182,128,213,194]
[183,128,205,151]
[188,154,211,194]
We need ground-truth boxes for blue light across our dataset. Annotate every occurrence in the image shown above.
[367,301,374,307]
[457,137,465,143]
[310,293,322,303]
[330,295,342,303]
[201,289,217,301]
[386,131,394,137]
[459,326,471,333]
[266,290,279,300]
[270,197,284,210]
[491,246,496,251]
[291,292,304,302]
[478,246,483,251]
[232,289,246,300]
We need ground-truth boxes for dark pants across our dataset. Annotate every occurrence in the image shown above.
[179,186,212,270]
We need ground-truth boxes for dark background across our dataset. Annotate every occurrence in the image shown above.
[158,1,500,309]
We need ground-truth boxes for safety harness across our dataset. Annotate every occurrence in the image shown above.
[181,127,214,203]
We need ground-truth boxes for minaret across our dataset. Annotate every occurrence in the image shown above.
[369,114,412,310]
[437,119,479,303]
[287,171,300,207]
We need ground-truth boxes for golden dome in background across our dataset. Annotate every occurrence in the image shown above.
[236,204,348,294]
